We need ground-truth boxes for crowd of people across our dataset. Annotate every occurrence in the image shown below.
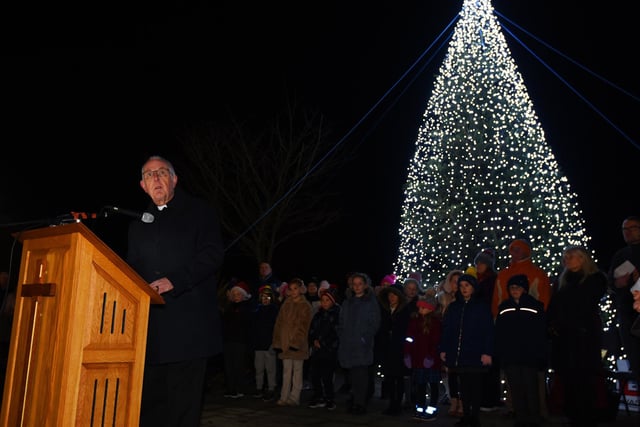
[213,222,640,427]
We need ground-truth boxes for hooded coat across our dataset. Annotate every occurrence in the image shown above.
[375,284,411,377]
[338,286,380,368]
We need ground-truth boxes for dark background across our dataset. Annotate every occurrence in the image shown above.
[1,1,639,285]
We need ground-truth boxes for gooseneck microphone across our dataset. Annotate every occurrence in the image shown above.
[104,206,155,223]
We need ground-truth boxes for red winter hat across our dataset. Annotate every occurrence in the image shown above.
[231,281,252,300]
[319,284,339,304]
[416,296,437,311]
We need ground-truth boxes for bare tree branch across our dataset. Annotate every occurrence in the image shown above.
[178,96,353,264]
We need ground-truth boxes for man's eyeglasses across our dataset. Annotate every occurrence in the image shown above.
[622,226,640,231]
[142,168,172,181]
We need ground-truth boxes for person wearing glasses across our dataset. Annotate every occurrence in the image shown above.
[608,215,640,383]
[126,155,225,427]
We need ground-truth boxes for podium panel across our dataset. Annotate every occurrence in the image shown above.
[0,223,163,426]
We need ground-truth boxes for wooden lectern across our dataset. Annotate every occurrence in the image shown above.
[0,222,163,426]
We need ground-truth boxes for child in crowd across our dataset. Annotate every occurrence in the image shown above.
[306,277,322,315]
[221,281,254,398]
[436,269,464,416]
[495,274,546,427]
[337,272,381,415]
[307,285,341,410]
[376,283,411,416]
[439,269,494,427]
[375,274,397,295]
[251,285,280,401]
[272,278,313,406]
[404,295,443,421]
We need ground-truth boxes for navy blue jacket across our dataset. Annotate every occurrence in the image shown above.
[251,302,280,351]
[440,296,494,370]
[308,304,340,360]
[222,299,254,345]
[495,292,547,369]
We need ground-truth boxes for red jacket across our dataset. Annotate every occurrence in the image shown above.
[403,313,442,370]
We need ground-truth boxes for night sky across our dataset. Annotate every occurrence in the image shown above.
[1,1,639,285]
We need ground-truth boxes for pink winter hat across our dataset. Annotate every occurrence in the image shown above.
[380,274,397,286]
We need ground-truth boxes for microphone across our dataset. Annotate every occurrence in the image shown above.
[104,206,155,223]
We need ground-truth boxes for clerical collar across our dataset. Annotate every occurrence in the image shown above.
[157,204,168,211]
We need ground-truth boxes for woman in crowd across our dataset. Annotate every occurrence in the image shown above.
[547,246,608,427]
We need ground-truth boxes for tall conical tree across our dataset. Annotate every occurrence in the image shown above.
[393,0,591,287]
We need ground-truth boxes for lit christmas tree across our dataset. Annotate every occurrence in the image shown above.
[393,0,592,287]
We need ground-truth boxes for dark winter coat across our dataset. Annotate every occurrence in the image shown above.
[475,270,497,306]
[251,302,280,351]
[308,304,340,360]
[547,270,607,374]
[375,285,411,377]
[127,187,224,364]
[338,287,380,368]
[439,296,494,371]
[221,299,254,344]
[495,292,547,369]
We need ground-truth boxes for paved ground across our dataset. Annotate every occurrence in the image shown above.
[200,371,639,427]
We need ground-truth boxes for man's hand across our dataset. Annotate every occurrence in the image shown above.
[149,277,174,295]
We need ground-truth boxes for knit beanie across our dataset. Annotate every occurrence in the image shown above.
[416,295,437,311]
[457,266,478,289]
[508,274,529,292]
[474,248,496,269]
[319,284,339,304]
[380,274,397,286]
